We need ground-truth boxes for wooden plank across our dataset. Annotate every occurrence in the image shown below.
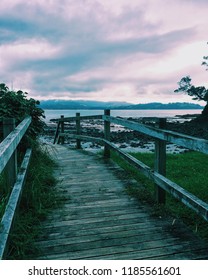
[0,148,32,259]
[36,216,195,247]
[36,238,203,260]
[0,117,31,174]
[102,115,208,154]
[35,228,169,247]
[37,222,164,242]
[85,244,207,260]
[45,207,146,222]
[35,234,181,257]
[41,211,150,228]
[59,200,142,213]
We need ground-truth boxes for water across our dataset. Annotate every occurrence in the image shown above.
[43,109,202,123]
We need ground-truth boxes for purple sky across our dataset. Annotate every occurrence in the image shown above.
[0,0,207,104]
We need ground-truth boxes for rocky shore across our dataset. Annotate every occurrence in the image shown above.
[41,114,208,154]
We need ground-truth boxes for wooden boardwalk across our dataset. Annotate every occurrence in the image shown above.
[33,145,208,260]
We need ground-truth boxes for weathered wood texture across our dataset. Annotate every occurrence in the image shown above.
[0,148,32,259]
[104,109,110,158]
[32,145,208,260]
[53,121,61,144]
[51,115,103,122]
[0,117,31,174]
[154,118,167,204]
[3,118,17,190]
[76,113,81,149]
[102,115,208,154]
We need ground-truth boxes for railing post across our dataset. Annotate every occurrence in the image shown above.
[104,109,111,158]
[154,118,166,204]
[3,118,17,190]
[76,113,81,149]
[60,115,65,145]
[53,121,61,144]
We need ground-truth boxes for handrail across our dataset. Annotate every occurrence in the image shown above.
[0,117,32,173]
[52,113,208,154]
[0,149,32,259]
[104,140,208,222]
[0,117,32,259]
[102,115,208,154]
[51,114,103,122]
[53,110,208,223]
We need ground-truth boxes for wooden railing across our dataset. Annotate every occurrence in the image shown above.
[0,117,32,259]
[52,110,208,223]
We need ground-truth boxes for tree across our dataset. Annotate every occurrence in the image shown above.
[202,54,208,70]
[174,45,208,118]
[174,76,208,117]
[0,83,45,141]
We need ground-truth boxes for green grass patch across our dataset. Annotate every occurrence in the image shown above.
[5,145,57,259]
[111,151,208,241]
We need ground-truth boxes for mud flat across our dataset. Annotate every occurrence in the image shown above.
[41,114,207,154]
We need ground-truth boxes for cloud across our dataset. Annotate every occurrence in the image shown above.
[0,0,207,103]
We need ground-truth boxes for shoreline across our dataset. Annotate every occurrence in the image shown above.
[41,114,207,154]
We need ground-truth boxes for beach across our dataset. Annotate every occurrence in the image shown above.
[41,113,208,154]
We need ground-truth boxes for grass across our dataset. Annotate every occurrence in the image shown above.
[111,150,208,241]
[3,145,58,259]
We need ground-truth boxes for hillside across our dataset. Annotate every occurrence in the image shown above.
[39,100,203,110]
[39,100,131,109]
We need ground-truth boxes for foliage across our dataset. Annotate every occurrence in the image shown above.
[174,76,208,117]
[202,42,208,70]
[0,83,45,140]
[0,84,57,259]
[174,76,208,102]
[6,145,57,259]
[174,43,208,117]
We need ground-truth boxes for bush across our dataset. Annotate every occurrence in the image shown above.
[0,83,45,141]
[6,146,57,259]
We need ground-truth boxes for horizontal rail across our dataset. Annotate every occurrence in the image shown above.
[51,115,103,122]
[0,117,31,174]
[104,140,208,222]
[102,115,208,154]
[0,148,32,259]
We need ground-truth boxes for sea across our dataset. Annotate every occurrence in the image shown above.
[43,109,202,123]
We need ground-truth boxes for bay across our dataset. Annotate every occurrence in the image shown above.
[43,109,202,123]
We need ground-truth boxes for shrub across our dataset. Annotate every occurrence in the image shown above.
[0,83,45,141]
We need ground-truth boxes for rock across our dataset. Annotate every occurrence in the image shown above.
[130,142,140,147]
[119,144,128,149]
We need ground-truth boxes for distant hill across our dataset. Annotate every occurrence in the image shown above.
[39,100,132,109]
[119,102,203,110]
[39,100,203,110]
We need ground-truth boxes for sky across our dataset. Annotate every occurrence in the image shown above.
[0,0,208,104]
